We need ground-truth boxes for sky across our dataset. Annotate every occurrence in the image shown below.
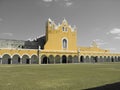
[0,0,120,52]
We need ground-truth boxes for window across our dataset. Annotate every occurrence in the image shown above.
[63,39,67,49]
[62,27,67,32]
[62,27,65,31]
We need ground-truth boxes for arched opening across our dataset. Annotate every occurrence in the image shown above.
[2,54,11,64]
[118,56,120,62]
[86,56,89,63]
[48,55,54,64]
[62,39,67,49]
[31,55,38,64]
[55,55,60,64]
[107,56,111,62]
[0,57,1,64]
[41,55,48,64]
[115,56,118,62]
[104,56,106,62]
[22,55,30,64]
[68,55,72,63]
[91,56,98,63]
[62,55,67,63]
[111,56,114,62]
[12,55,21,64]
[73,55,78,63]
[94,56,98,63]
[99,56,103,62]
[91,56,95,63]
[80,56,84,63]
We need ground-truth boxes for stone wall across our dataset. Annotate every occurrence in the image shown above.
[0,39,38,49]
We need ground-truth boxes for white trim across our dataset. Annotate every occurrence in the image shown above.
[30,54,38,58]
[12,54,21,58]
[21,54,30,58]
[1,53,12,58]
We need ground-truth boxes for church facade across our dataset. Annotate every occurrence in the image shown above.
[0,18,120,64]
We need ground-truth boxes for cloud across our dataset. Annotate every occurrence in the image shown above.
[94,39,107,46]
[65,2,73,7]
[40,0,73,7]
[114,36,120,39]
[42,0,53,2]
[64,0,73,7]
[1,33,13,37]
[39,0,54,7]
[107,28,120,40]
[109,28,120,34]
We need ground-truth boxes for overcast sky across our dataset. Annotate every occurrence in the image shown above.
[0,0,120,52]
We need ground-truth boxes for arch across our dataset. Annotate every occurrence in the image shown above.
[90,56,98,63]
[22,55,30,64]
[111,56,114,62]
[115,56,118,62]
[104,56,107,62]
[62,55,67,63]
[2,53,11,58]
[80,56,84,63]
[107,56,111,62]
[68,55,72,63]
[21,53,30,58]
[73,55,78,63]
[0,56,2,64]
[118,56,120,62]
[86,56,89,63]
[12,54,21,64]
[31,55,38,64]
[99,56,103,62]
[94,56,98,63]
[2,54,11,64]
[91,56,94,63]
[41,55,48,64]
[48,55,54,64]
[62,38,68,49]
[11,53,21,58]
[55,55,60,64]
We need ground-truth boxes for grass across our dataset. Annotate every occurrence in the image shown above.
[0,63,120,90]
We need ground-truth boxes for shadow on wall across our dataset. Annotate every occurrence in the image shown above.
[36,35,46,49]
[24,35,46,49]
[84,82,120,90]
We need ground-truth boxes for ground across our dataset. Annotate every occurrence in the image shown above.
[0,63,120,90]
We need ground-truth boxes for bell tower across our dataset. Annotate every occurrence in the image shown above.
[44,18,77,51]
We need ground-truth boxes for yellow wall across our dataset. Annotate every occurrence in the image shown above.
[0,49,38,57]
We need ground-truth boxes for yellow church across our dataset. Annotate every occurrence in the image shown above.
[0,18,120,64]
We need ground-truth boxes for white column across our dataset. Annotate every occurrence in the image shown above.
[60,57,62,64]
[38,46,41,64]
[78,48,80,63]
[39,55,41,64]
[66,57,68,64]
[20,58,22,64]
[11,58,12,64]
[29,59,31,64]
[54,58,55,64]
